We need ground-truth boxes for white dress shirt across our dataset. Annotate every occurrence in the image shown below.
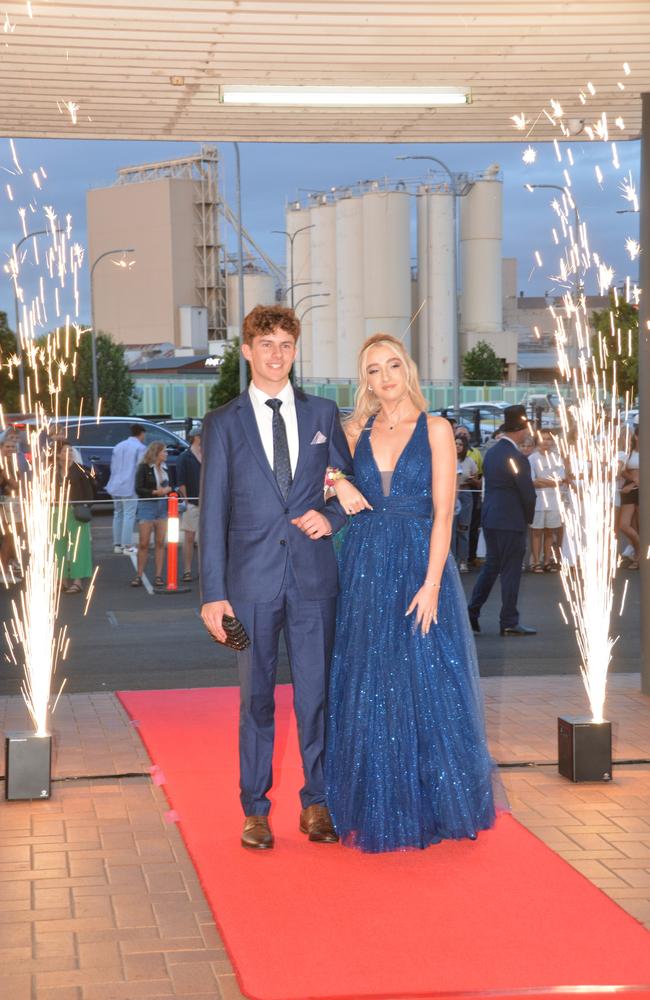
[248,380,299,476]
[106,436,146,497]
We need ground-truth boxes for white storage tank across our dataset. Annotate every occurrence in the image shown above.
[285,204,314,378]
[362,187,411,349]
[226,269,276,340]
[424,187,456,382]
[460,174,503,335]
[309,200,338,379]
[335,194,364,378]
[415,187,429,375]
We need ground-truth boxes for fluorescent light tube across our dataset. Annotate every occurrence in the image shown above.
[220,86,470,107]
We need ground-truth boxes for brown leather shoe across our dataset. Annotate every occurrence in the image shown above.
[299,804,339,843]
[241,815,274,850]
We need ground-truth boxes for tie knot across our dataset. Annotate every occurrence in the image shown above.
[265,398,282,413]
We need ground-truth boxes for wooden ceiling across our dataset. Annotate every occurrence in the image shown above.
[1,1,648,142]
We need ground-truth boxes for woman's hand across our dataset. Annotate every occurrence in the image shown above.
[406,583,440,635]
[334,478,373,515]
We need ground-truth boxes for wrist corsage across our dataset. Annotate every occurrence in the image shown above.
[324,467,347,489]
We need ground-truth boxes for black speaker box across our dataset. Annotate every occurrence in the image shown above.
[558,716,612,782]
[5,732,52,800]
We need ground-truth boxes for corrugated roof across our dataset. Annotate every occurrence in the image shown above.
[1,1,647,142]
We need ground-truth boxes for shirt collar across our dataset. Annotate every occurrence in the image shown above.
[249,380,294,409]
[500,434,520,450]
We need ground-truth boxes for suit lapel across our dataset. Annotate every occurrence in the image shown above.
[235,392,284,501]
[289,389,315,495]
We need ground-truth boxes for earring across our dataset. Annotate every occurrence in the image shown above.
[368,386,373,392]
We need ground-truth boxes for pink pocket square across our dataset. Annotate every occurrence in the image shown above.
[311,431,327,445]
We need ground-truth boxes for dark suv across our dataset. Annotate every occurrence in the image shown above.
[4,417,188,500]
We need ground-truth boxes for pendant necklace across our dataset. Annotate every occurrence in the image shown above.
[386,396,406,430]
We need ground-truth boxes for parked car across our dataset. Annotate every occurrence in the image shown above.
[429,409,481,444]
[155,417,203,442]
[2,417,188,500]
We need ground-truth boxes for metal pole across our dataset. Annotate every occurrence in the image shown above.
[89,248,134,415]
[396,154,462,411]
[451,186,460,413]
[639,92,650,694]
[13,286,24,400]
[89,263,99,414]
[234,143,247,394]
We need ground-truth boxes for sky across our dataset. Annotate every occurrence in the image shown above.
[0,136,641,330]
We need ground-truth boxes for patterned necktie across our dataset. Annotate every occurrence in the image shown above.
[265,398,293,500]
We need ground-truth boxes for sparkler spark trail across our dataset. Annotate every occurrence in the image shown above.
[1,145,87,737]
[514,64,640,724]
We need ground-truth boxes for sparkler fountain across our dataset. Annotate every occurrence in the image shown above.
[1,141,87,799]
[516,70,639,780]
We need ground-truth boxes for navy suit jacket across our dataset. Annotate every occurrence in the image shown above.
[199,386,352,605]
[480,438,536,532]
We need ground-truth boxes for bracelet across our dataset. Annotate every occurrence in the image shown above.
[324,467,346,489]
[424,580,440,589]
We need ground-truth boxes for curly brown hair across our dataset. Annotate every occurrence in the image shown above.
[242,305,301,346]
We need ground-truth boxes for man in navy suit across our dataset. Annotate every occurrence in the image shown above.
[468,405,537,637]
[200,305,352,850]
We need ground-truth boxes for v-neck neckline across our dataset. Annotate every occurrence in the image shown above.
[366,411,424,495]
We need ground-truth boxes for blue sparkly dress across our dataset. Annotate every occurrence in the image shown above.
[325,412,497,853]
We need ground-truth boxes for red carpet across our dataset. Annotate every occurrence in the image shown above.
[118,686,650,1000]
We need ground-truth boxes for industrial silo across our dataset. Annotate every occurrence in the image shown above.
[285,204,314,378]
[420,186,456,382]
[335,194,364,378]
[460,174,503,335]
[309,200,338,379]
[226,267,276,340]
[362,187,411,348]
[415,187,429,375]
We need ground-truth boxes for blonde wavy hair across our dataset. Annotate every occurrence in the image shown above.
[143,441,167,466]
[347,333,427,431]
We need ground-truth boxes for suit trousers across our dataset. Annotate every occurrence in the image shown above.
[468,527,526,630]
[233,559,337,816]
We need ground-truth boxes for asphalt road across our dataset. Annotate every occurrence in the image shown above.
[0,511,641,695]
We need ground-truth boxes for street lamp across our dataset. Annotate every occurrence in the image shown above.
[524,182,584,291]
[397,154,469,412]
[12,228,64,398]
[233,143,247,393]
[296,301,328,386]
[293,293,330,387]
[90,248,134,414]
[272,225,315,308]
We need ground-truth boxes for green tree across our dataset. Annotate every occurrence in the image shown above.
[591,293,638,399]
[208,339,250,409]
[0,312,20,413]
[34,329,135,416]
[462,340,504,383]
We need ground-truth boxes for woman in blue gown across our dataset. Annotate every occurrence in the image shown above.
[325,334,497,853]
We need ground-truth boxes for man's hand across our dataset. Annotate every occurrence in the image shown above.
[291,510,332,539]
[201,599,235,643]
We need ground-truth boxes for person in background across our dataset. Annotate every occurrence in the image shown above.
[468,405,537,636]
[176,429,202,583]
[518,433,536,571]
[54,443,95,594]
[528,430,565,573]
[0,436,21,581]
[619,425,640,569]
[133,441,171,589]
[106,424,146,554]
[453,434,480,574]
[456,425,484,567]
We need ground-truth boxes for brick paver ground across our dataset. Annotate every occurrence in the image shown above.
[0,677,649,999]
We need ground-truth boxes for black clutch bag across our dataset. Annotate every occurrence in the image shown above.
[219,614,251,651]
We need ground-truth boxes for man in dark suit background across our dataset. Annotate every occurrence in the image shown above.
[200,305,352,850]
[468,405,537,637]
